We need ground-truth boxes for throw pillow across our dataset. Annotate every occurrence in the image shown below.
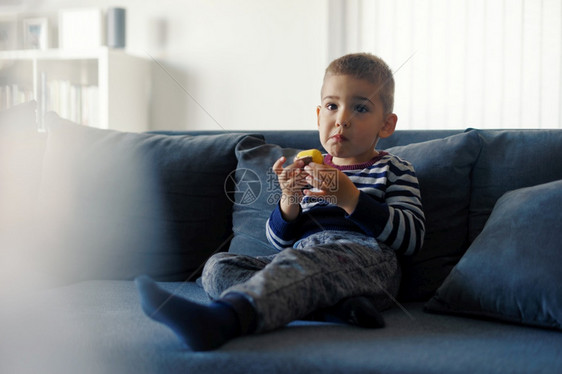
[228,136,298,257]
[425,180,562,330]
[228,132,482,303]
[387,130,481,300]
[36,113,257,283]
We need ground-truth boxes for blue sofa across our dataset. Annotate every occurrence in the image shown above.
[1,102,561,374]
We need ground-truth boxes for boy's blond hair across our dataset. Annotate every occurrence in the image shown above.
[323,53,395,115]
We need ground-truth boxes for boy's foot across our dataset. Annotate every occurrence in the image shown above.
[317,296,386,328]
[135,275,241,351]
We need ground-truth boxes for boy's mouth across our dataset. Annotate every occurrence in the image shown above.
[330,133,346,142]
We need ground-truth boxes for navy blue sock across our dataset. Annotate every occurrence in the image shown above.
[135,275,250,351]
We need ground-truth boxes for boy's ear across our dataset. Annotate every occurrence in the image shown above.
[316,105,321,128]
[379,113,397,138]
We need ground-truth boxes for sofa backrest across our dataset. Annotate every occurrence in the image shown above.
[4,101,561,298]
[135,128,562,300]
[469,129,562,241]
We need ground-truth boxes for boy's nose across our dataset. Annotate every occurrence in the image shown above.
[336,116,350,128]
[336,108,351,127]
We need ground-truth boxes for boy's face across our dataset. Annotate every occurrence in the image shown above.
[317,74,397,166]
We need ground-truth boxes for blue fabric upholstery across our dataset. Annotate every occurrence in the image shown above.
[426,180,562,330]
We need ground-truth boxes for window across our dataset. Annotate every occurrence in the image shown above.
[329,0,562,129]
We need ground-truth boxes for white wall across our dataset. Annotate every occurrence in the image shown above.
[21,0,329,131]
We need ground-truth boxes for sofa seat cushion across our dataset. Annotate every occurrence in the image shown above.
[34,113,257,283]
[1,280,562,374]
[426,180,562,330]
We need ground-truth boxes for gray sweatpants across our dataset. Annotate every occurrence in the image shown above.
[201,230,400,333]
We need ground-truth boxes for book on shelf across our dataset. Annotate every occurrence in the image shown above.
[0,80,99,128]
[45,79,99,127]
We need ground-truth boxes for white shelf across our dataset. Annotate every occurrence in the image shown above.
[0,48,106,60]
[0,47,151,132]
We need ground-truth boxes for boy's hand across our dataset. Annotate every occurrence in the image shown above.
[303,163,360,215]
[272,156,310,221]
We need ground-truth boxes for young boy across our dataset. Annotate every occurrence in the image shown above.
[136,52,425,351]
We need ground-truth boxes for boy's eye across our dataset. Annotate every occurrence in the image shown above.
[355,104,369,113]
[326,103,337,111]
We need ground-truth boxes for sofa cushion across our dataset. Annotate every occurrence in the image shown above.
[3,280,562,374]
[228,136,297,256]
[425,180,562,330]
[469,129,562,241]
[36,113,256,283]
[388,131,482,300]
[228,132,482,301]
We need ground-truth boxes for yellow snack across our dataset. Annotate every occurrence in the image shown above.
[296,149,323,165]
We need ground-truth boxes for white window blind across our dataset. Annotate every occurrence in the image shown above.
[328,0,562,129]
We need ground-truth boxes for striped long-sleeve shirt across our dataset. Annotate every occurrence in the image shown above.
[266,152,425,256]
